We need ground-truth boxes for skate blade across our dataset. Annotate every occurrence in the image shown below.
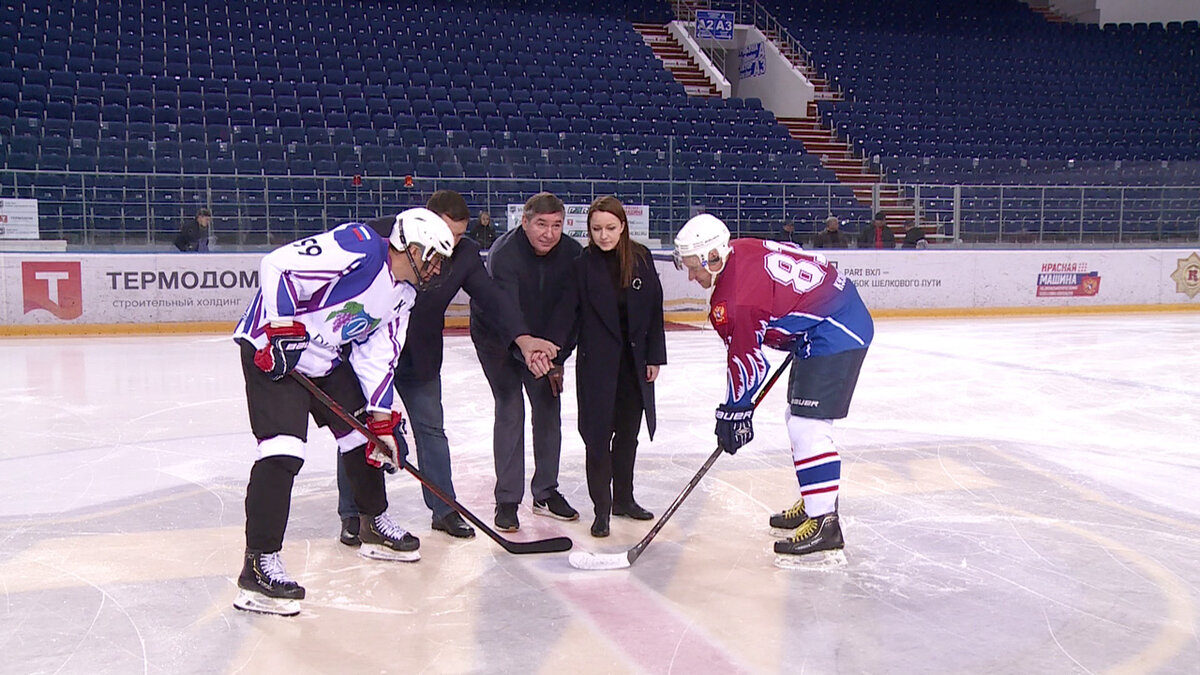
[774,548,847,570]
[359,544,420,562]
[233,589,301,616]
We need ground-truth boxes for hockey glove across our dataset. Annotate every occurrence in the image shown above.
[365,411,408,472]
[547,365,565,397]
[253,321,309,381]
[715,403,754,455]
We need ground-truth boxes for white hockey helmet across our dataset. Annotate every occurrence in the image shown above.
[389,207,455,262]
[673,213,731,271]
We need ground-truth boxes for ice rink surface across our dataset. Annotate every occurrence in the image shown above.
[1,312,1199,674]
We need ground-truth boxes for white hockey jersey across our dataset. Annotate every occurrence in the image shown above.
[233,222,414,413]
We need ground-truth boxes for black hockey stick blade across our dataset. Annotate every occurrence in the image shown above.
[291,372,572,555]
[568,353,795,571]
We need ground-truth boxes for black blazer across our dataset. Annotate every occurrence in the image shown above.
[469,225,583,364]
[549,245,667,449]
[364,216,528,382]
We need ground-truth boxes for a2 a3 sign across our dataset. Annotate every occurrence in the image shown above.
[696,10,734,41]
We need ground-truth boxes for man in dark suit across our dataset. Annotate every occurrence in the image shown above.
[336,191,556,544]
[470,192,583,533]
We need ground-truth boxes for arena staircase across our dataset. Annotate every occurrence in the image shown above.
[779,102,914,229]
[633,23,722,97]
[643,7,915,229]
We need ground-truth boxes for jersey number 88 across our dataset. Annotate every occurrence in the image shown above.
[762,240,827,293]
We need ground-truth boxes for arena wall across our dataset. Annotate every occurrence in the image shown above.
[2,248,1198,335]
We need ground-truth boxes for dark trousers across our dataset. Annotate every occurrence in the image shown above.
[473,332,562,505]
[337,373,456,520]
[586,354,644,517]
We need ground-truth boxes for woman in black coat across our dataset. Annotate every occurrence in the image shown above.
[547,196,667,537]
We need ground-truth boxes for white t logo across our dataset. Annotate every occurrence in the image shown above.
[35,271,71,304]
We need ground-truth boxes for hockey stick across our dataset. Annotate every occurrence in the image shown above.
[291,372,573,555]
[568,353,795,571]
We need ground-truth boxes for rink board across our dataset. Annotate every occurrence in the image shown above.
[1,248,1198,330]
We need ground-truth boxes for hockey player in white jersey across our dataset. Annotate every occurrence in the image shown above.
[231,207,454,616]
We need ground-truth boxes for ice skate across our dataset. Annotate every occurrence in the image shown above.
[233,550,305,616]
[768,498,808,534]
[358,512,421,562]
[773,512,847,569]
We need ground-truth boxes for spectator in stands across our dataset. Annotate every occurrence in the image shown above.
[858,211,896,250]
[902,220,928,249]
[774,220,803,246]
[174,208,211,252]
[472,210,497,249]
[813,215,850,249]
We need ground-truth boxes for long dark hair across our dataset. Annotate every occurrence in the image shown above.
[587,195,644,289]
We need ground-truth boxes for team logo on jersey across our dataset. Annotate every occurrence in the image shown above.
[327,301,380,340]
[1170,252,1200,299]
[711,301,728,325]
[22,261,83,320]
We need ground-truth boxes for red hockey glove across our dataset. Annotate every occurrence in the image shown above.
[365,411,408,471]
[253,321,308,381]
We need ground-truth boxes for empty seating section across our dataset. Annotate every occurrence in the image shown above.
[757,0,1200,240]
[0,0,843,242]
[2,0,1198,244]
[774,0,1199,164]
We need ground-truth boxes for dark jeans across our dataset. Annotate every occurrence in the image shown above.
[337,372,459,520]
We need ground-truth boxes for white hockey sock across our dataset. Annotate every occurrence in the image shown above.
[785,411,839,517]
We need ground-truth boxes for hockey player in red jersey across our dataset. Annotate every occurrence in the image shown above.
[231,207,454,615]
[672,214,874,567]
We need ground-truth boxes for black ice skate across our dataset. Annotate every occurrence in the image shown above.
[233,550,305,616]
[358,512,421,562]
[769,498,808,532]
[773,512,847,569]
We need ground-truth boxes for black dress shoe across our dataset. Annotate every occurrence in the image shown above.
[612,501,654,520]
[590,515,610,538]
[432,511,476,539]
[339,517,361,547]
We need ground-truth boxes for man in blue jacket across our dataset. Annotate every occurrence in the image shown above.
[337,191,557,543]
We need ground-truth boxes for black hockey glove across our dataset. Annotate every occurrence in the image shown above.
[715,403,754,455]
[253,321,308,380]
